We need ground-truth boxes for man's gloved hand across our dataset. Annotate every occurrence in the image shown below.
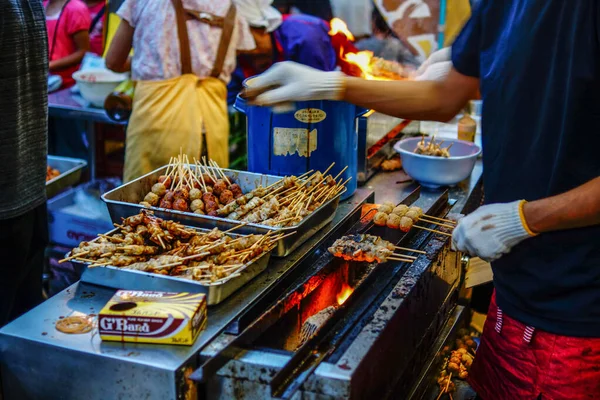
[414,47,452,81]
[452,200,537,262]
[248,61,346,106]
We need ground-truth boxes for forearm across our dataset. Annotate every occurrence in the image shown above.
[524,177,600,233]
[342,68,478,122]
[109,56,131,73]
[49,50,86,72]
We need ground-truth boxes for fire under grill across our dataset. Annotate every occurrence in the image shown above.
[194,188,465,400]
[253,259,365,353]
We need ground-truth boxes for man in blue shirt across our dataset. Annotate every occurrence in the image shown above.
[246,1,600,398]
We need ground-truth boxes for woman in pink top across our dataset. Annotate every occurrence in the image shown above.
[85,0,105,55]
[45,0,91,88]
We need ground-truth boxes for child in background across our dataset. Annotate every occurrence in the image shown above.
[45,0,91,88]
[85,0,106,55]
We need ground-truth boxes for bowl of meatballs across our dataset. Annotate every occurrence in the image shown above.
[393,137,481,189]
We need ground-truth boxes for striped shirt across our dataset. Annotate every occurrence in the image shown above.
[0,0,48,219]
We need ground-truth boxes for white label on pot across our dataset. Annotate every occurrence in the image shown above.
[273,128,318,157]
[294,108,326,123]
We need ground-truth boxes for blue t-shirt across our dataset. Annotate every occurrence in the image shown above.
[453,0,600,337]
[227,15,337,105]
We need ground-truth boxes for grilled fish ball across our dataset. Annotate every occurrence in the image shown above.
[392,205,409,216]
[144,192,160,206]
[201,173,215,186]
[139,201,152,208]
[383,201,395,208]
[174,187,190,201]
[399,216,413,232]
[189,188,202,201]
[373,211,388,226]
[164,190,175,202]
[386,213,402,229]
[173,198,189,212]
[405,210,420,222]
[159,198,173,209]
[190,199,204,212]
[229,183,243,198]
[152,182,167,196]
[408,206,423,217]
[219,189,234,205]
[194,209,205,215]
[378,204,394,214]
[157,175,172,187]
[213,179,227,196]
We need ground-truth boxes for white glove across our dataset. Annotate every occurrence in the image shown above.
[414,47,452,81]
[452,200,537,262]
[415,61,453,81]
[248,61,346,106]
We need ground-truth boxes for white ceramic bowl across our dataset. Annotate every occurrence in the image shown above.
[394,137,481,188]
[72,68,128,107]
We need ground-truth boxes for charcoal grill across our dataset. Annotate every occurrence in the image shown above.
[193,189,466,399]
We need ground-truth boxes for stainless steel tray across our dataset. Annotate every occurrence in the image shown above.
[46,155,87,199]
[102,165,345,257]
[76,228,272,306]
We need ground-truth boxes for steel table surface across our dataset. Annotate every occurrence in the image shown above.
[48,88,126,179]
[0,188,373,400]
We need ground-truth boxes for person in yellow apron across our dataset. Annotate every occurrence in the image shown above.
[105,0,255,182]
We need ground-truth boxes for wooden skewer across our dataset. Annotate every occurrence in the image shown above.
[391,253,417,260]
[222,222,247,234]
[74,257,97,263]
[332,165,349,182]
[387,256,414,263]
[211,160,231,185]
[393,246,427,255]
[422,214,456,225]
[180,252,211,261]
[321,162,336,177]
[156,234,166,248]
[59,251,90,263]
[414,225,452,237]
[419,218,456,230]
[269,230,297,242]
[156,261,183,269]
[98,234,125,243]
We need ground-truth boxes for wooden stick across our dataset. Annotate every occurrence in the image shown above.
[222,222,247,234]
[422,214,456,225]
[211,160,231,185]
[332,165,349,182]
[197,166,208,192]
[387,256,414,263]
[180,252,210,261]
[269,231,297,242]
[419,218,456,230]
[157,234,166,248]
[414,225,452,237]
[74,257,97,263]
[321,162,336,177]
[393,246,427,255]
[98,234,125,243]
[391,253,417,260]
[59,251,90,263]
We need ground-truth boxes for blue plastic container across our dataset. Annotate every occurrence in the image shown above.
[235,90,366,200]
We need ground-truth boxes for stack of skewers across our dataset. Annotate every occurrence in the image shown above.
[414,136,453,158]
[137,154,349,229]
[372,202,455,236]
[61,210,292,285]
[328,234,426,264]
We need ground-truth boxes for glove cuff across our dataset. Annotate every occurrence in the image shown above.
[495,200,536,248]
[315,71,346,101]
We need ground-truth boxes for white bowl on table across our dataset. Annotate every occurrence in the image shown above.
[394,137,481,189]
[72,68,128,107]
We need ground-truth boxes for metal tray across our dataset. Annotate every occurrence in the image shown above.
[102,165,345,257]
[76,228,272,306]
[46,155,87,199]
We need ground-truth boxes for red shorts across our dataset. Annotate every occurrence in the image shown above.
[469,292,600,400]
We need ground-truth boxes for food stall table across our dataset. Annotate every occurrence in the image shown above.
[49,88,126,180]
[0,188,374,400]
[0,161,484,399]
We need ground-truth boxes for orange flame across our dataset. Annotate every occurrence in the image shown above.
[336,283,353,306]
[329,18,355,41]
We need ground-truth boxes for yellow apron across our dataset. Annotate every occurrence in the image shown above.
[123,0,236,182]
